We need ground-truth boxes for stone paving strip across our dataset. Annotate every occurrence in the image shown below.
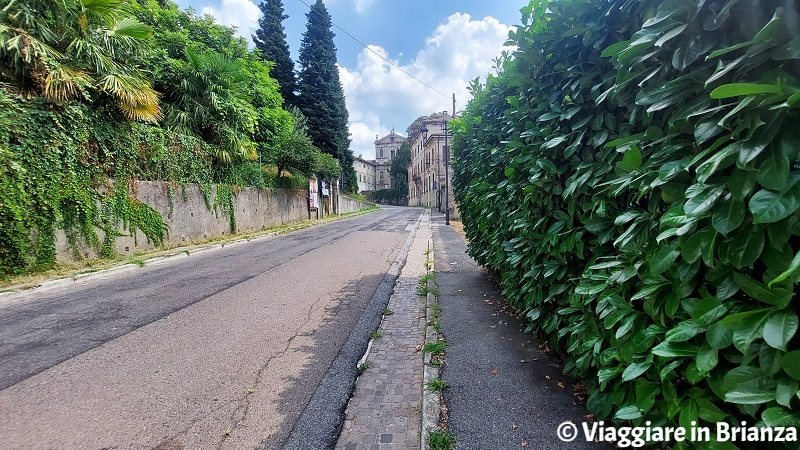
[335,210,431,450]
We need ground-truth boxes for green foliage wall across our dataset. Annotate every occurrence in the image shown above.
[0,0,338,277]
[452,0,800,447]
[0,88,175,274]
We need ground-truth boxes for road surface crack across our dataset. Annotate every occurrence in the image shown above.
[215,286,342,450]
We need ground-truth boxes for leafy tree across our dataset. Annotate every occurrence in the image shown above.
[314,151,341,183]
[390,141,411,201]
[135,0,291,170]
[0,0,161,121]
[296,0,356,192]
[253,0,297,107]
[269,106,317,177]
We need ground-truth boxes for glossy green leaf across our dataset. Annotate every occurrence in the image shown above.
[696,343,719,373]
[697,398,727,421]
[665,320,705,342]
[684,185,725,216]
[710,83,782,99]
[755,147,790,191]
[723,366,777,404]
[731,309,770,353]
[750,177,800,223]
[762,406,800,428]
[601,40,632,57]
[649,244,680,275]
[652,341,699,358]
[764,310,799,351]
[760,344,784,376]
[614,405,643,420]
[768,250,800,287]
[672,35,703,70]
[618,145,642,170]
[776,377,799,407]
[621,361,651,382]
[711,199,745,235]
[783,351,800,380]
[725,227,764,268]
[733,272,793,307]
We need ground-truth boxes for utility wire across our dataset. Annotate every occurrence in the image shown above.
[294,0,451,100]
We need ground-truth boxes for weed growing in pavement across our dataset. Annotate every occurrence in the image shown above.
[370,330,383,340]
[382,307,394,316]
[429,358,442,367]
[416,285,438,296]
[127,258,145,267]
[424,340,447,355]
[419,272,436,284]
[426,379,449,392]
[429,430,455,450]
[357,361,370,374]
[429,303,442,319]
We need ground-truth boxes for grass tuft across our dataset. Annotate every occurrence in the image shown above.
[424,340,447,355]
[426,378,449,392]
[429,430,455,450]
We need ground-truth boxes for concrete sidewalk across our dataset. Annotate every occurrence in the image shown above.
[432,212,609,449]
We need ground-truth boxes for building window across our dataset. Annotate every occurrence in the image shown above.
[380,149,384,157]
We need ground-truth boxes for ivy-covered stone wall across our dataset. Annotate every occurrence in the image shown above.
[54,182,309,262]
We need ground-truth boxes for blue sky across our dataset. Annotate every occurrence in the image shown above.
[174,0,529,159]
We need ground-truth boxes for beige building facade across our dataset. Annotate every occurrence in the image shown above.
[407,112,455,217]
[353,130,407,193]
[354,156,377,192]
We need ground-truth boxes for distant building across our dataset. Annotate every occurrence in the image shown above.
[352,129,407,193]
[354,155,376,192]
[407,112,452,212]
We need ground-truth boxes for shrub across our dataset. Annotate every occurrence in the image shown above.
[453,0,800,447]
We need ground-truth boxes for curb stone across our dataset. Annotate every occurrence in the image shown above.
[420,221,443,450]
[73,263,139,281]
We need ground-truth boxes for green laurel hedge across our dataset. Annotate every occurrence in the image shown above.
[452,0,800,447]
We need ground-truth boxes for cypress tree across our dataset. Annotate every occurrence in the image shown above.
[296,0,357,192]
[253,0,297,107]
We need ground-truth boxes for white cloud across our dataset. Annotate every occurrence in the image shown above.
[353,0,376,14]
[201,0,261,40]
[341,13,513,160]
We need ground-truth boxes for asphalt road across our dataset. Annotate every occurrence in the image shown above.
[0,206,422,450]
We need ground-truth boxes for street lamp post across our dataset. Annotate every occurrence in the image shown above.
[443,116,450,226]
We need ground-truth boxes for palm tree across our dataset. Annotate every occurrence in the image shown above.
[0,0,161,122]
[166,48,256,163]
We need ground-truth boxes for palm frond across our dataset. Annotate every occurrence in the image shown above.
[67,37,118,73]
[44,64,89,101]
[80,0,127,26]
[107,17,151,40]
[99,72,162,122]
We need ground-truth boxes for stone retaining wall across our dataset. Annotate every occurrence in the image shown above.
[55,181,374,262]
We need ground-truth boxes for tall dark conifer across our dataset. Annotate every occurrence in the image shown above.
[296,0,356,192]
[253,0,297,107]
